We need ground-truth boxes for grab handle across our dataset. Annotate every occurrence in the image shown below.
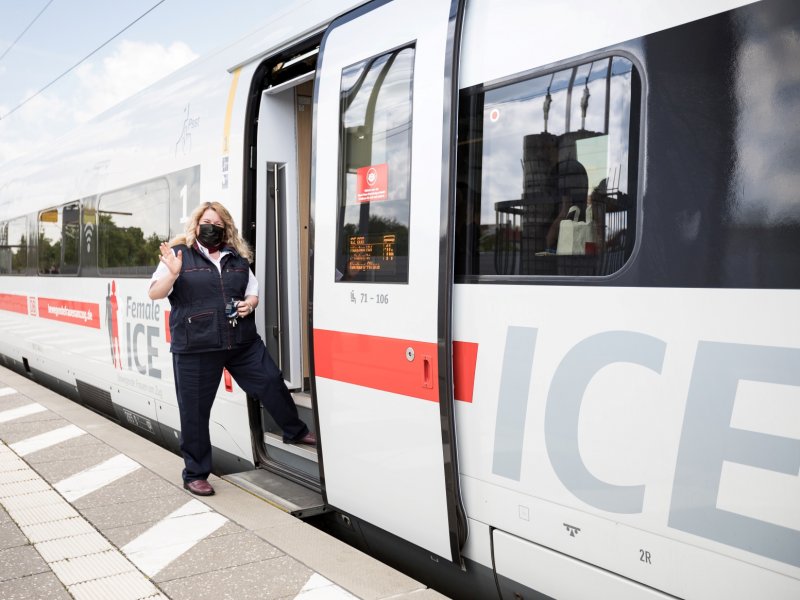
[422,355,433,389]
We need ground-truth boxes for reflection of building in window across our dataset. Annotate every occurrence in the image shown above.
[455,56,639,278]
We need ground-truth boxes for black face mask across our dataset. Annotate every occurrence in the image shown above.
[197,223,224,250]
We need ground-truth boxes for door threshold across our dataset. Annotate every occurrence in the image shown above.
[264,431,318,463]
[223,468,326,518]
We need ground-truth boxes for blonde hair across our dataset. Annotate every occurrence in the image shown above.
[169,201,253,262]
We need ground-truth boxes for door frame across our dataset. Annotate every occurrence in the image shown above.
[436,0,468,562]
[240,33,324,486]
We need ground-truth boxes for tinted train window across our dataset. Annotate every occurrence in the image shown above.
[335,45,415,283]
[0,216,28,275]
[39,203,80,275]
[456,57,640,278]
[98,178,168,275]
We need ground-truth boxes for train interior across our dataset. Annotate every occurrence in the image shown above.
[224,37,325,515]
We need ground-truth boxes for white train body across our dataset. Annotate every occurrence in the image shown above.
[1,1,798,598]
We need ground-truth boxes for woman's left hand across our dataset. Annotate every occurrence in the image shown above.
[236,300,253,318]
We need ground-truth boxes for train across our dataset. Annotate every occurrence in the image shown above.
[1,0,799,597]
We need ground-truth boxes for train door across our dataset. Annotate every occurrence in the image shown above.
[311,0,464,562]
[250,43,320,483]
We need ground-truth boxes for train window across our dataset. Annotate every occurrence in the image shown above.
[0,216,28,275]
[98,178,169,276]
[455,56,640,279]
[335,45,415,283]
[38,203,80,275]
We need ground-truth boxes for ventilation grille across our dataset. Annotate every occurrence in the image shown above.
[76,380,116,420]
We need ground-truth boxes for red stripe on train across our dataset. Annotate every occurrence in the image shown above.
[453,341,478,403]
[313,329,478,403]
[0,293,28,315]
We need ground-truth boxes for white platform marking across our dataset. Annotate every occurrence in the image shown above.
[0,441,165,599]
[122,498,228,576]
[294,573,358,599]
[0,402,47,423]
[10,424,85,456]
[55,454,141,501]
[0,386,19,397]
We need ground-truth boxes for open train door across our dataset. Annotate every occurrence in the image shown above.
[311,0,465,563]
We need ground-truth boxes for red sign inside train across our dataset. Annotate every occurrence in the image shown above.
[356,163,388,203]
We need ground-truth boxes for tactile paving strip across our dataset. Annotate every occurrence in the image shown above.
[0,438,167,599]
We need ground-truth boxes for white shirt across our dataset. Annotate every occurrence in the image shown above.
[150,244,259,298]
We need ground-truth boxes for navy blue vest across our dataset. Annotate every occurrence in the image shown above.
[167,244,259,354]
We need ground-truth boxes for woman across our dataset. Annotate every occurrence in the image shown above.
[149,201,316,497]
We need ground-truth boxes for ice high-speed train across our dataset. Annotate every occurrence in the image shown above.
[1,0,798,597]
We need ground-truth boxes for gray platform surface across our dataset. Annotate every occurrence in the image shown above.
[0,366,447,600]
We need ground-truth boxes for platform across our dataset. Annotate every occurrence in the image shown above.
[0,366,446,600]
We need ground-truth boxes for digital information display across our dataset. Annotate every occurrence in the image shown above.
[347,233,396,274]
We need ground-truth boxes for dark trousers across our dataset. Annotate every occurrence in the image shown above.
[172,340,308,482]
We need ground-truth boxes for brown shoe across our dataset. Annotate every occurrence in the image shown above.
[289,431,317,447]
[184,479,215,496]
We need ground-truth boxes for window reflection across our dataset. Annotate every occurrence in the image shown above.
[0,216,28,274]
[336,46,415,283]
[39,203,80,275]
[456,57,639,278]
[98,179,168,275]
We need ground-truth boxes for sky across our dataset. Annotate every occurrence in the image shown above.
[0,0,287,167]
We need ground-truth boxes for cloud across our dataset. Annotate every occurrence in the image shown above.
[0,91,69,165]
[733,26,800,225]
[72,40,198,122]
[0,39,198,166]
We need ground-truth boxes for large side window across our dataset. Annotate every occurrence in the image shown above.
[39,202,80,275]
[335,45,415,283]
[0,216,29,275]
[456,56,640,278]
[98,178,169,276]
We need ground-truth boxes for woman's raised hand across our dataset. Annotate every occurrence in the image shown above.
[159,242,183,275]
